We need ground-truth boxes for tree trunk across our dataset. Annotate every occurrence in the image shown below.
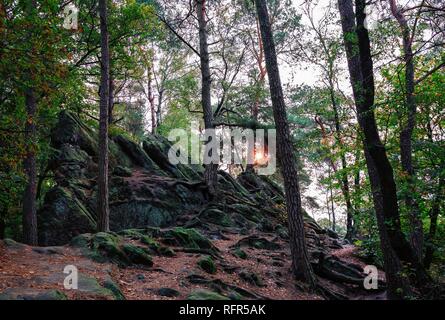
[339,0,415,264]
[22,88,38,245]
[389,0,423,261]
[328,168,336,232]
[330,92,354,240]
[157,89,163,127]
[364,149,411,299]
[97,0,110,232]
[147,64,156,132]
[108,74,114,125]
[196,0,218,195]
[255,0,316,289]
[338,0,416,297]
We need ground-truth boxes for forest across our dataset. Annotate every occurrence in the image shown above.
[0,0,444,301]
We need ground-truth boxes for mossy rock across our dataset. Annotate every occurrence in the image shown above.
[89,232,129,264]
[113,165,132,177]
[77,273,118,299]
[235,235,281,250]
[0,289,68,300]
[159,246,176,257]
[157,287,180,297]
[239,270,265,287]
[197,255,217,274]
[233,248,248,259]
[121,244,153,266]
[71,232,153,267]
[161,227,214,250]
[103,277,126,300]
[199,208,233,227]
[187,289,230,300]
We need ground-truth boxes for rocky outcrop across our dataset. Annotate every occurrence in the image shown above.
[34,111,381,300]
[38,111,205,245]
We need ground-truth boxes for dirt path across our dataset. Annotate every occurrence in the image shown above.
[1,233,387,300]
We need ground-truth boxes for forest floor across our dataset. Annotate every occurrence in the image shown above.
[0,230,387,300]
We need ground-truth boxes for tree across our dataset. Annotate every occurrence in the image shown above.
[255,0,316,288]
[337,0,412,299]
[97,0,110,232]
[196,0,218,195]
[389,0,423,261]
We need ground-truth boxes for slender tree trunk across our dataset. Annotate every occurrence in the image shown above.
[157,89,163,127]
[328,168,336,232]
[147,64,156,132]
[364,149,411,299]
[255,0,316,288]
[22,88,38,245]
[338,0,417,297]
[97,0,110,232]
[339,0,417,265]
[196,0,218,195]
[108,74,114,125]
[330,90,354,240]
[389,0,423,261]
[424,176,444,269]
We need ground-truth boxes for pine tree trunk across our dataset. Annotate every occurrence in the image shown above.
[255,0,316,288]
[108,74,114,125]
[147,64,156,132]
[364,149,411,299]
[97,0,110,232]
[22,88,38,245]
[196,0,218,195]
[338,0,410,298]
[330,92,354,240]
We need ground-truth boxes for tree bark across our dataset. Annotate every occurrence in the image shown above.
[108,73,114,125]
[255,0,316,288]
[364,149,412,299]
[331,96,354,240]
[22,88,38,245]
[339,0,417,265]
[97,0,110,232]
[338,0,419,297]
[389,0,423,261]
[147,64,156,132]
[196,0,218,195]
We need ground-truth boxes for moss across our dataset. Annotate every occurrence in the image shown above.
[121,244,153,266]
[77,273,116,299]
[199,208,233,227]
[239,270,264,287]
[90,232,127,263]
[233,248,248,259]
[159,246,176,257]
[197,255,217,274]
[103,278,126,300]
[113,166,132,177]
[70,233,93,248]
[187,289,229,300]
[162,227,213,250]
